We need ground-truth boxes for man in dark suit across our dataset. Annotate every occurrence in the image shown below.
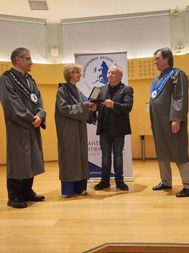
[94,65,133,191]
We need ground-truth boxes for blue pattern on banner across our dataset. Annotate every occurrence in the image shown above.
[89,162,115,178]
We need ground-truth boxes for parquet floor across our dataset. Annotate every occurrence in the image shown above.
[0,160,189,253]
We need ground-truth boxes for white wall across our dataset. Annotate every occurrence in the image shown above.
[0,11,170,63]
[0,6,188,63]
[62,12,170,62]
[0,16,46,63]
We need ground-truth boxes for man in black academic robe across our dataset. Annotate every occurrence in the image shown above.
[0,47,46,208]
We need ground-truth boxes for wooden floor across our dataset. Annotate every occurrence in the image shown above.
[0,160,189,253]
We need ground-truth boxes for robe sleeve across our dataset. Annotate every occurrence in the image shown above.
[27,75,46,129]
[169,70,188,123]
[56,87,89,120]
[35,92,46,129]
[0,74,35,128]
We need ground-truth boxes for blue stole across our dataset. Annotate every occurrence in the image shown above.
[151,68,178,100]
[59,83,88,103]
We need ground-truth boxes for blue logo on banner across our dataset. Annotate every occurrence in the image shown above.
[89,161,115,178]
[92,61,109,85]
[82,55,116,90]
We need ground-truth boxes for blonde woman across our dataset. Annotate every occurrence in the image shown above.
[55,64,95,197]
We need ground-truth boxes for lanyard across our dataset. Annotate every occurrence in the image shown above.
[5,70,39,104]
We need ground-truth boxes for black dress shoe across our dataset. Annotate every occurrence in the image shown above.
[7,198,27,208]
[116,181,129,191]
[94,181,110,190]
[152,182,172,191]
[23,193,45,202]
[176,188,189,197]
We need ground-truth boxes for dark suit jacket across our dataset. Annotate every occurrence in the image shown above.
[96,82,133,137]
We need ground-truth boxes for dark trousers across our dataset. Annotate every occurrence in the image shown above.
[100,133,125,182]
[7,177,34,200]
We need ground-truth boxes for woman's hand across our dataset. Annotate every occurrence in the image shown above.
[89,102,97,111]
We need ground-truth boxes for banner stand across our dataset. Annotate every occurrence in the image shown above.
[75,52,133,181]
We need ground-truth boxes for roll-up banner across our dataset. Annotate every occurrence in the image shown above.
[75,52,133,180]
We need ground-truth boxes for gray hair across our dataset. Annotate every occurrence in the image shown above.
[108,65,123,77]
[11,47,30,65]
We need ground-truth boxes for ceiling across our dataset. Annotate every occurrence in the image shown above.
[0,0,189,23]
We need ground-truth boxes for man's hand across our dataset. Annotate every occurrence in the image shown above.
[32,115,41,128]
[101,99,114,108]
[171,121,180,134]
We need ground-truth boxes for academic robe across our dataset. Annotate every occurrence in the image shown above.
[55,82,90,181]
[150,67,189,163]
[0,68,46,179]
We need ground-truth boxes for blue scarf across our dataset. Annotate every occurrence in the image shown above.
[59,83,88,103]
[151,68,178,100]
